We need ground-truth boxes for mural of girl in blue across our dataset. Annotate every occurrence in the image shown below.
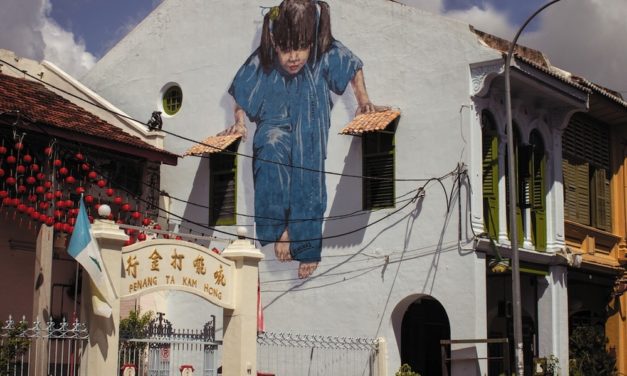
[221,0,386,278]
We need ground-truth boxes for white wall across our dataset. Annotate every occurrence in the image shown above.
[83,0,505,373]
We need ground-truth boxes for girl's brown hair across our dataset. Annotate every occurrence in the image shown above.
[260,0,333,70]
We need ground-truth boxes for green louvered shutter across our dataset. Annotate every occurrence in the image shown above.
[482,132,499,238]
[593,168,611,232]
[562,159,590,225]
[530,143,547,251]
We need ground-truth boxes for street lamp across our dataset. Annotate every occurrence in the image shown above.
[503,1,562,375]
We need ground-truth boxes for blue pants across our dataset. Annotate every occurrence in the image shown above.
[252,122,324,262]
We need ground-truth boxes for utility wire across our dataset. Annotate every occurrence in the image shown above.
[2,57,432,184]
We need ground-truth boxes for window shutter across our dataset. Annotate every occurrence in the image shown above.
[530,145,546,251]
[592,168,611,232]
[482,132,499,238]
[209,145,238,226]
[562,159,590,225]
[363,132,395,210]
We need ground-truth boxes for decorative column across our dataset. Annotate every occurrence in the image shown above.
[221,228,264,376]
[537,265,569,374]
[31,224,53,375]
[81,207,128,376]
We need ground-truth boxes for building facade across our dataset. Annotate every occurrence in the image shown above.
[81,0,627,374]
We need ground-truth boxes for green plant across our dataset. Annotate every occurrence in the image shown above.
[395,363,420,376]
[569,325,616,376]
[0,322,30,375]
[545,354,560,376]
[120,310,154,364]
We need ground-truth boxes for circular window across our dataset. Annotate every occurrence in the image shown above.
[162,85,183,115]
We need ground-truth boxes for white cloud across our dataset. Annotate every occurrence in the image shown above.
[399,0,627,94]
[0,0,95,78]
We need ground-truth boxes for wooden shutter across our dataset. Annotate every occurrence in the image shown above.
[562,158,590,225]
[592,168,611,232]
[209,144,238,226]
[482,131,499,238]
[530,142,546,251]
[363,131,395,209]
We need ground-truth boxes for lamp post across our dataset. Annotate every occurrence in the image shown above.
[504,1,562,374]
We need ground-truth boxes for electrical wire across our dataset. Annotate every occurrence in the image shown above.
[2,58,429,183]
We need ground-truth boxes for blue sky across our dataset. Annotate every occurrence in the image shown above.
[0,0,626,92]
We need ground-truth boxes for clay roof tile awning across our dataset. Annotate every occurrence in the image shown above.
[184,133,242,156]
[340,109,401,136]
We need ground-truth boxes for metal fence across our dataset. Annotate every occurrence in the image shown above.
[119,314,219,376]
[0,315,89,376]
[257,332,383,376]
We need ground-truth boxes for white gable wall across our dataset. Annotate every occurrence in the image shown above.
[83,0,504,374]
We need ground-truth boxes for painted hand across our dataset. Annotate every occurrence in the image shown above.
[218,122,247,141]
[355,102,390,116]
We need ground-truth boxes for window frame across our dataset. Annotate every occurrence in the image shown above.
[362,122,397,210]
[208,142,239,226]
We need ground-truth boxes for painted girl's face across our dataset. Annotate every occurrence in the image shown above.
[275,46,310,75]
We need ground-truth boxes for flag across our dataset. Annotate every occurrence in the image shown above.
[67,198,116,317]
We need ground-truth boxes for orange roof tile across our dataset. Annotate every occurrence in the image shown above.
[340,109,401,135]
[0,73,178,164]
[184,134,242,156]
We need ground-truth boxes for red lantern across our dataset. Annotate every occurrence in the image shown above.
[121,203,131,212]
[0,146,6,154]
[44,180,52,189]
[35,186,45,194]
[54,210,63,219]
[0,190,8,198]
[59,167,69,176]
[54,222,63,231]
[65,199,74,208]
[30,211,40,220]
[153,224,162,230]
[137,233,147,241]
[16,165,26,174]
[5,176,16,185]
[14,142,23,151]
[84,194,94,204]
[88,171,97,180]
[175,235,183,240]
[97,179,107,188]
[36,172,46,181]
[75,153,84,161]
[65,176,76,184]
[124,237,136,246]
[113,196,123,205]
[2,197,11,205]
[81,163,90,171]
[39,214,48,223]
[26,206,35,214]
[44,146,53,156]
[142,218,151,226]
[17,185,27,194]
[68,217,76,226]
[56,200,66,208]
[54,190,63,198]
[45,192,54,201]
[6,155,16,164]
[53,159,62,167]
[131,211,141,219]
[63,223,72,233]
[0,168,4,177]
[17,204,27,212]
[75,186,85,194]
[26,176,36,185]
[46,217,55,226]
[88,215,94,223]
[22,154,32,164]
[27,194,37,202]
[38,201,49,210]
[106,188,115,196]
[30,163,40,172]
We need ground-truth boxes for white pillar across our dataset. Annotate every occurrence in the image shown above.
[32,224,53,375]
[221,229,264,376]
[81,218,127,376]
[537,265,569,374]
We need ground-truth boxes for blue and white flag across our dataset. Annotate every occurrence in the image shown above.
[67,198,116,317]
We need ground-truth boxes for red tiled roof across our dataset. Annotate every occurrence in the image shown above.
[340,109,401,135]
[0,73,178,163]
[184,134,242,156]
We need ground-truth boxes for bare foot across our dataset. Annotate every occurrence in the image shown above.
[274,229,292,262]
[298,262,319,279]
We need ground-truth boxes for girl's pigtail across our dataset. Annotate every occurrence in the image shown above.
[316,1,333,56]
[260,11,274,70]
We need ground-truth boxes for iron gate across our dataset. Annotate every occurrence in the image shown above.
[119,313,219,376]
